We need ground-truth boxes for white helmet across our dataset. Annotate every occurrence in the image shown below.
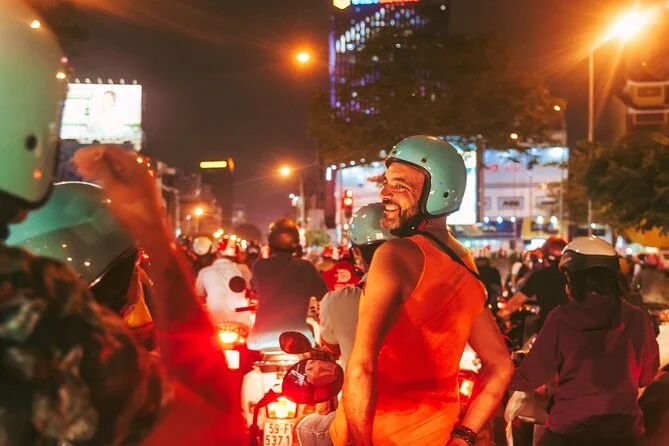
[559,236,620,273]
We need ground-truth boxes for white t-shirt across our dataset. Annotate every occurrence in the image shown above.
[195,259,253,328]
[320,276,365,370]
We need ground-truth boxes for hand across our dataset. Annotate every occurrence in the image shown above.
[72,145,168,244]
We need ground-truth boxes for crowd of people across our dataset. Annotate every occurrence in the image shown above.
[1,3,667,446]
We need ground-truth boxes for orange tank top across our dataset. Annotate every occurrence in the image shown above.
[330,234,485,446]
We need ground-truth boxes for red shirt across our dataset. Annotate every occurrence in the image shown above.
[322,261,361,291]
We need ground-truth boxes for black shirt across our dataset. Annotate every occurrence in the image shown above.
[250,252,328,350]
[520,263,568,326]
[478,264,502,306]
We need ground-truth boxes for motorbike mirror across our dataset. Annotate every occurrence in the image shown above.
[282,359,344,404]
[229,276,247,293]
[192,236,214,256]
[279,331,312,354]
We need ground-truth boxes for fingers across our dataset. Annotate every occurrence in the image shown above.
[72,145,147,186]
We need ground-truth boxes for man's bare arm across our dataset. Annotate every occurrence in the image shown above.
[460,310,513,433]
[343,240,419,445]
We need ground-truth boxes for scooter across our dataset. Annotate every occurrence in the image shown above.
[505,335,548,446]
[244,331,341,446]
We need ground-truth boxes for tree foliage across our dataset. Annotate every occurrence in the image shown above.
[585,132,669,234]
[305,230,331,247]
[309,28,563,163]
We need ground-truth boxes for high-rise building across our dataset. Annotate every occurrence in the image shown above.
[330,0,449,118]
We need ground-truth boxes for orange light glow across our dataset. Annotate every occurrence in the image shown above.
[33,169,42,179]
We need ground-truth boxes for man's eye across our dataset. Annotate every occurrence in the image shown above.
[395,185,406,190]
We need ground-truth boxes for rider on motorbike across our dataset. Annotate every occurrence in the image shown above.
[295,203,396,446]
[500,237,569,331]
[249,217,328,350]
[194,236,253,328]
[7,181,157,349]
[508,236,659,446]
[0,4,243,443]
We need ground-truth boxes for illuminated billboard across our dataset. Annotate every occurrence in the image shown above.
[60,83,143,150]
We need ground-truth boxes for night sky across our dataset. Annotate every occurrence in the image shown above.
[68,0,630,231]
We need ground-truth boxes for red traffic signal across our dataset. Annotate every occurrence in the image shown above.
[342,189,354,218]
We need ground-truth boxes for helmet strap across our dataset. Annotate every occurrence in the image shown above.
[391,213,430,238]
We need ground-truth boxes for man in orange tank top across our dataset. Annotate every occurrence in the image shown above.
[331,136,513,446]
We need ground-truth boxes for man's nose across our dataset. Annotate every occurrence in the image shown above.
[380,184,393,201]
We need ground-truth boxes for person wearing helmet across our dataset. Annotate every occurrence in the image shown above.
[633,252,667,305]
[509,237,659,445]
[295,203,395,446]
[7,181,156,349]
[500,236,569,330]
[194,237,253,329]
[332,136,512,446]
[1,5,244,445]
[322,244,362,292]
[248,217,328,350]
[316,244,337,273]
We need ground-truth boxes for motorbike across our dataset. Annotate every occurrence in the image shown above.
[505,334,547,446]
[244,331,341,446]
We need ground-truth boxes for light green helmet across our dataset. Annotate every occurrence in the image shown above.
[6,182,136,286]
[349,203,397,246]
[0,1,68,207]
[386,135,467,217]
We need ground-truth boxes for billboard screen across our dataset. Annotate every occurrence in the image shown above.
[60,83,143,150]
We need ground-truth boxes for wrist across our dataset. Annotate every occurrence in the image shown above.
[450,424,477,446]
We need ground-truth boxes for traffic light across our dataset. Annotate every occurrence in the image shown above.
[342,189,354,219]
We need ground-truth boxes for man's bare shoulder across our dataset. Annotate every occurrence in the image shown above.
[371,238,423,272]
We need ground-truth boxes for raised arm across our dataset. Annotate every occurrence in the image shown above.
[73,147,242,426]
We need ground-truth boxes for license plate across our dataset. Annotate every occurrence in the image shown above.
[224,350,240,369]
[263,421,294,446]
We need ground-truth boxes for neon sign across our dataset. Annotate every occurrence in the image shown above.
[350,0,419,5]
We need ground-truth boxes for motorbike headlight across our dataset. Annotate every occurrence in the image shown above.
[267,397,297,419]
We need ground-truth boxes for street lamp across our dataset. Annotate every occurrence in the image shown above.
[193,207,205,233]
[194,207,204,217]
[278,165,306,227]
[586,7,653,234]
[295,50,312,65]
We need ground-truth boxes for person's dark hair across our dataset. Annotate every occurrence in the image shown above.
[357,242,383,266]
[566,266,624,302]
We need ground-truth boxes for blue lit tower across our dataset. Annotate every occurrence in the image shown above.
[329,0,449,118]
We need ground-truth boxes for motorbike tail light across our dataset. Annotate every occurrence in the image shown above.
[458,371,476,406]
[267,397,297,419]
[218,330,240,345]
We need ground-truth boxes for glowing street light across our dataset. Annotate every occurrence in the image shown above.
[194,207,205,217]
[279,166,292,177]
[602,9,654,44]
[553,105,562,112]
[510,132,519,140]
[295,51,312,65]
[30,20,41,29]
[586,7,655,235]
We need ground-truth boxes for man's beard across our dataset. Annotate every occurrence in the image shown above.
[381,200,418,230]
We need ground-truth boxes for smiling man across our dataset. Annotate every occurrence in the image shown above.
[330,135,513,446]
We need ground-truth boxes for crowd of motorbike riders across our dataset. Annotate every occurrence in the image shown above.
[1,3,669,445]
